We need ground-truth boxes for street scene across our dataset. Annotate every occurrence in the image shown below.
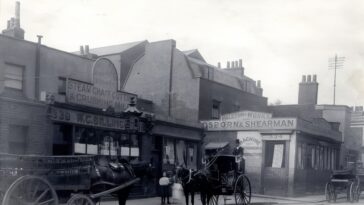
[0,0,363,205]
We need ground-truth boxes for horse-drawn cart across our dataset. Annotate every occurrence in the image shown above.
[0,153,139,205]
[206,155,251,205]
[325,168,362,203]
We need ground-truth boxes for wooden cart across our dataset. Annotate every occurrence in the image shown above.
[0,153,139,205]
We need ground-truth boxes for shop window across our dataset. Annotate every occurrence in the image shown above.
[212,100,221,119]
[53,124,73,155]
[5,63,24,90]
[8,125,28,154]
[176,140,187,166]
[265,141,285,168]
[163,138,175,164]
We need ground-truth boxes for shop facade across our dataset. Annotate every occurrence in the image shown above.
[202,110,342,196]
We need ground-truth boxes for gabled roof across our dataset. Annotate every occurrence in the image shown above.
[183,49,206,62]
[74,40,147,56]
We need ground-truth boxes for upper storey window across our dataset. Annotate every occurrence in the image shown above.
[212,100,221,119]
[5,63,24,90]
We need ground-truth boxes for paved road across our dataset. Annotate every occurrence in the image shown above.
[96,193,363,205]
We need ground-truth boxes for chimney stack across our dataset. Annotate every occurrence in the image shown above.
[2,1,24,40]
[227,61,230,68]
[37,35,43,44]
[257,80,261,88]
[217,62,221,68]
[80,46,84,55]
[85,45,89,55]
[298,74,319,105]
[239,59,242,68]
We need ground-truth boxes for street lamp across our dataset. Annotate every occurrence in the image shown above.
[123,97,142,161]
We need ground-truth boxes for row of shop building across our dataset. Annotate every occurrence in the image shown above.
[0,2,363,197]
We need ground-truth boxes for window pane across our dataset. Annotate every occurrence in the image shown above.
[5,64,23,90]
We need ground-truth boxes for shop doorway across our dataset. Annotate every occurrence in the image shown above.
[262,140,289,195]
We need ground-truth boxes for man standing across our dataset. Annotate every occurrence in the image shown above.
[233,139,245,173]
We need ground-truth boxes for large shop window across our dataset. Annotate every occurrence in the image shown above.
[163,138,197,169]
[265,141,285,168]
[8,125,28,154]
[5,63,24,90]
[74,127,140,160]
[295,142,338,170]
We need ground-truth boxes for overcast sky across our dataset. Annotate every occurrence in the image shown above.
[1,0,363,107]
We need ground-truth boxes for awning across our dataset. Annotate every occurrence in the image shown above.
[205,142,229,150]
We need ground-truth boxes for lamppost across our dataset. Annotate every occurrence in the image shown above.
[123,97,142,162]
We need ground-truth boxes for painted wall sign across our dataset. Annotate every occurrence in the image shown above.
[221,110,272,120]
[261,134,291,141]
[237,132,262,148]
[201,118,297,131]
[66,79,136,112]
[47,106,144,132]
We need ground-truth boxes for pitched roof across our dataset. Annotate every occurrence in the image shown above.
[74,40,147,56]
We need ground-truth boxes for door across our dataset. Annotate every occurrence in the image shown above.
[262,140,289,196]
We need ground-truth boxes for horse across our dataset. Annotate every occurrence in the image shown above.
[90,157,137,205]
[176,166,214,205]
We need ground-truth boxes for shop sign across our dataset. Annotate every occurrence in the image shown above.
[47,106,129,130]
[221,110,272,120]
[201,118,297,131]
[66,79,136,112]
[261,134,290,141]
[237,132,262,148]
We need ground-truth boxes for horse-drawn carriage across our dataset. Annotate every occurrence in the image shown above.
[325,166,364,203]
[0,153,139,205]
[177,154,251,205]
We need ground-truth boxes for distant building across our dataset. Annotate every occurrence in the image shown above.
[350,106,364,164]
[202,74,345,196]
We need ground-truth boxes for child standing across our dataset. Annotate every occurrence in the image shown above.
[159,171,171,204]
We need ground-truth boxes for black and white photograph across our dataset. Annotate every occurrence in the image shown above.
[0,0,363,204]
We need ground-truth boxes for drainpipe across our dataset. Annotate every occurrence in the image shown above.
[35,35,43,100]
[168,40,176,117]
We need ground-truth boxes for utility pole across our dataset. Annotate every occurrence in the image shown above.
[328,54,345,105]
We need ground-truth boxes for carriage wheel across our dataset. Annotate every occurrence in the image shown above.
[208,195,219,205]
[67,194,95,205]
[2,175,59,205]
[325,182,336,203]
[234,175,251,205]
[349,181,360,203]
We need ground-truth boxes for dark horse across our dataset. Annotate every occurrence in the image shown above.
[90,157,138,205]
[176,166,214,205]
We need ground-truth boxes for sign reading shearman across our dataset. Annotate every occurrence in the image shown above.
[66,79,136,112]
[201,118,297,131]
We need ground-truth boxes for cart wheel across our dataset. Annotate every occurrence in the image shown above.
[67,194,95,205]
[2,175,59,205]
[234,175,251,205]
[208,195,219,205]
[325,182,336,203]
[349,181,360,203]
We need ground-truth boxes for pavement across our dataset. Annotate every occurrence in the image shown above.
[97,193,364,205]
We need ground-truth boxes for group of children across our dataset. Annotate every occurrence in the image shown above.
[159,171,183,204]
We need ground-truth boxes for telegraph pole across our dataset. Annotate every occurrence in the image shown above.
[328,54,345,105]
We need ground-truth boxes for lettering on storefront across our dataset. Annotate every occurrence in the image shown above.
[237,132,262,148]
[47,107,144,132]
[261,134,290,141]
[201,118,297,131]
[66,79,136,112]
[221,110,272,120]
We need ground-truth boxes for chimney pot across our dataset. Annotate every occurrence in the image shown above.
[257,80,261,88]
[307,75,311,82]
[239,59,242,68]
[313,74,317,82]
[227,61,230,69]
[85,45,90,54]
[302,75,306,83]
[80,46,84,55]
[235,60,239,68]
[217,62,221,68]
[37,35,43,44]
